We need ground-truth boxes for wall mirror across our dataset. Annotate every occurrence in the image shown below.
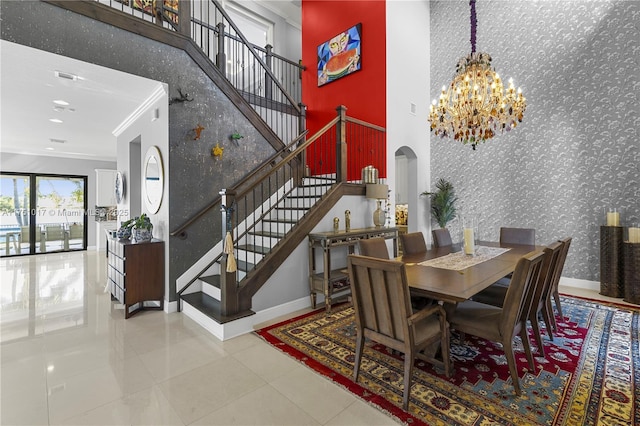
[143,146,164,214]
[114,171,125,204]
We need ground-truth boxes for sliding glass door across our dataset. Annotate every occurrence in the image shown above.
[0,173,87,257]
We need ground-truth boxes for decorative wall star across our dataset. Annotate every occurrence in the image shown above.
[212,142,224,159]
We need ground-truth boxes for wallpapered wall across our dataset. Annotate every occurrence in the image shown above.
[430,0,639,281]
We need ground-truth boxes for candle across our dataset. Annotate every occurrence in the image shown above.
[629,227,640,243]
[606,211,620,226]
[464,228,475,255]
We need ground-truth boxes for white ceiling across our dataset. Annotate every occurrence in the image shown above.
[1,40,164,163]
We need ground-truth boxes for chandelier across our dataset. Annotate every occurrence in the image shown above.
[428,0,526,150]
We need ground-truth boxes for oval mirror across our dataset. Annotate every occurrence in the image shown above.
[114,171,125,204]
[144,146,164,214]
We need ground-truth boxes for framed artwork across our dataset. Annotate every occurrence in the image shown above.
[317,23,362,87]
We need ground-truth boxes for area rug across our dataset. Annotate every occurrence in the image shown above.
[255,296,639,425]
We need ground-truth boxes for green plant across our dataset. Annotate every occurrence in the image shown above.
[121,214,152,231]
[421,178,458,229]
[132,213,153,231]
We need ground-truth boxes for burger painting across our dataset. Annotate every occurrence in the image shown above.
[317,23,362,86]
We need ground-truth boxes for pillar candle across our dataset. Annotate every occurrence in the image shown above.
[464,228,475,255]
[629,227,640,243]
[606,211,620,226]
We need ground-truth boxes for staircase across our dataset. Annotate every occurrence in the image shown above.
[60,0,386,337]
[179,175,336,332]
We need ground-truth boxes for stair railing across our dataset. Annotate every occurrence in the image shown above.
[97,0,306,145]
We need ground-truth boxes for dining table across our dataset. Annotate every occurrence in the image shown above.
[398,241,543,305]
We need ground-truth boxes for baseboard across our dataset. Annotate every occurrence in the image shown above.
[559,276,600,292]
[165,299,178,313]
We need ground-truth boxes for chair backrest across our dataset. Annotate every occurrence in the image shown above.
[69,224,84,239]
[530,242,563,315]
[399,232,427,255]
[20,226,30,243]
[358,237,389,259]
[432,228,452,248]
[500,227,535,245]
[46,225,64,240]
[347,254,413,345]
[499,251,546,337]
[551,237,572,290]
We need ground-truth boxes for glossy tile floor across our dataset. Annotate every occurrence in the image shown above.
[1,250,633,425]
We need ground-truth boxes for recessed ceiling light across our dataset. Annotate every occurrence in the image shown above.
[53,100,69,106]
[53,106,65,112]
[46,147,55,151]
[54,70,78,81]
[49,118,63,123]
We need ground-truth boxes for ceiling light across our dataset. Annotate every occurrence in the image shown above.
[54,70,78,81]
[49,138,66,144]
[428,0,526,150]
[53,99,69,106]
[53,106,65,112]
[49,118,63,123]
[46,147,55,151]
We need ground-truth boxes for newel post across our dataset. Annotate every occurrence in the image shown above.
[336,105,348,183]
[264,44,274,100]
[220,189,238,316]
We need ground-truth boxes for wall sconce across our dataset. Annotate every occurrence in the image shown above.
[366,184,388,227]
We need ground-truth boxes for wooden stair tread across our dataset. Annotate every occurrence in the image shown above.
[181,292,254,324]
[262,217,297,223]
[200,275,221,288]
[237,244,270,254]
[249,230,285,238]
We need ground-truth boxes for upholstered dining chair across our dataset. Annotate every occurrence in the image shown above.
[473,242,563,356]
[500,227,536,245]
[449,250,545,395]
[431,228,452,248]
[358,237,389,259]
[347,254,452,410]
[399,232,427,255]
[548,237,572,331]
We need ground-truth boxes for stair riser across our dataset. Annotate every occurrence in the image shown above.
[241,234,281,248]
[256,222,293,234]
[282,197,320,208]
[200,279,221,300]
[294,186,331,197]
[270,210,307,222]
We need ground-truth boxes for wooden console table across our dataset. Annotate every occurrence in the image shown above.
[308,226,399,313]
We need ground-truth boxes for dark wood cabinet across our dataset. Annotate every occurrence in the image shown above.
[107,237,165,318]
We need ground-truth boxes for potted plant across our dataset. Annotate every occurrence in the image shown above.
[131,213,153,242]
[421,178,458,229]
[116,218,134,240]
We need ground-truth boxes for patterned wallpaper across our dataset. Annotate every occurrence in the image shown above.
[430,0,640,281]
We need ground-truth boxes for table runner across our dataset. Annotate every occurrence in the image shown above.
[418,245,510,271]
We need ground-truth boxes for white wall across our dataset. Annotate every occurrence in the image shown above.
[386,0,431,237]
[115,85,170,304]
[1,152,117,248]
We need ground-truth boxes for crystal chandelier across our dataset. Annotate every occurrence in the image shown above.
[428,0,526,150]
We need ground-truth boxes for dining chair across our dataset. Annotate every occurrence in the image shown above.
[547,237,572,330]
[357,237,389,259]
[431,228,452,248]
[500,227,535,245]
[449,250,545,395]
[347,254,452,410]
[472,241,563,356]
[399,232,427,255]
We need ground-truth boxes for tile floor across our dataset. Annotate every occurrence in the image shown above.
[0,250,634,425]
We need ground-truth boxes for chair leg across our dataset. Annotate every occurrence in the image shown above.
[402,349,415,410]
[553,290,563,319]
[529,316,545,357]
[546,298,558,332]
[441,323,452,377]
[353,331,365,383]
[519,325,535,371]
[541,303,555,341]
[503,340,522,396]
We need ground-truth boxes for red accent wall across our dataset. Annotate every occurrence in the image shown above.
[302,0,386,180]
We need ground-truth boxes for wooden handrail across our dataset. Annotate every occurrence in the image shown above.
[170,130,309,237]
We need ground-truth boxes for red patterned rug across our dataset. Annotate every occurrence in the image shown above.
[255,296,639,425]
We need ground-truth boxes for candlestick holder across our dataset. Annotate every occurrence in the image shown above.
[600,225,624,297]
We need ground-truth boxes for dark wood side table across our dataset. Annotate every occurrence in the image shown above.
[600,226,624,297]
[623,242,640,304]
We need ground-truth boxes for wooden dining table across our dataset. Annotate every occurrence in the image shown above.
[398,241,543,304]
